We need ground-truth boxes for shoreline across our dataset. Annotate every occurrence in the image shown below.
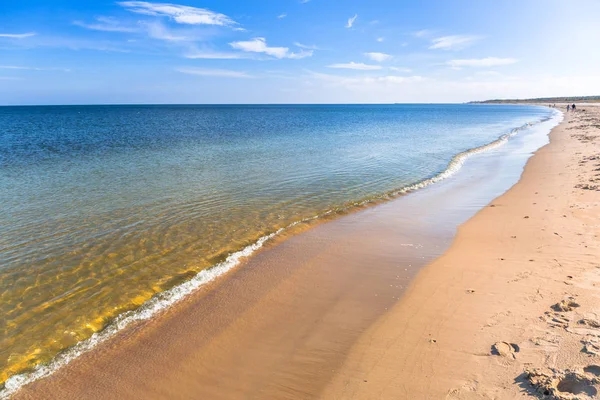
[321,106,600,398]
[7,107,573,399]
[0,106,558,398]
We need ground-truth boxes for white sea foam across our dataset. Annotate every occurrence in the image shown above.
[0,109,562,399]
[350,110,561,206]
[1,228,286,399]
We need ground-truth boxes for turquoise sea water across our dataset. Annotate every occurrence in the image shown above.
[0,104,555,388]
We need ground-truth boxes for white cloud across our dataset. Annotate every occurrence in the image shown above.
[118,1,237,26]
[311,71,425,86]
[0,32,36,39]
[0,34,131,52]
[376,37,384,42]
[229,37,312,59]
[277,13,287,19]
[230,37,287,58]
[143,21,187,41]
[327,62,382,70]
[294,42,319,50]
[74,16,200,43]
[474,70,502,76]
[346,14,357,28]
[378,76,425,84]
[297,72,600,103]
[413,29,433,38]
[0,65,70,72]
[176,67,252,78]
[287,50,313,59]
[364,52,392,62]
[446,57,518,68]
[184,50,246,59]
[389,66,412,73]
[73,17,138,33]
[429,35,481,50]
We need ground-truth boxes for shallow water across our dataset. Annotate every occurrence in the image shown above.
[0,104,553,385]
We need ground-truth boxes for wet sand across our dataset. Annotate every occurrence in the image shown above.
[12,107,590,399]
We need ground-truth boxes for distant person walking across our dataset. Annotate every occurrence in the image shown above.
[567,104,571,112]
[572,103,576,111]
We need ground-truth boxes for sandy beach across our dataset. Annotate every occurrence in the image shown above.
[11,105,600,400]
[321,105,600,399]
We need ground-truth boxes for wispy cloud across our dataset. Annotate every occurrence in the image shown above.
[230,37,312,59]
[327,62,382,70]
[73,17,138,33]
[176,67,252,78]
[413,29,433,38]
[184,50,245,59]
[74,15,206,43]
[118,1,237,26]
[364,52,392,62]
[429,35,481,50]
[288,50,313,59]
[376,37,384,42]
[142,21,188,41]
[446,57,517,68]
[300,0,311,3]
[346,14,357,28]
[375,75,424,84]
[0,32,36,39]
[230,37,287,58]
[473,70,503,77]
[390,66,412,73]
[277,13,287,19]
[0,34,132,53]
[294,42,319,50]
[311,71,425,87]
[0,65,70,72]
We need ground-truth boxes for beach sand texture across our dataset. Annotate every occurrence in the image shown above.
[12,106,600,399]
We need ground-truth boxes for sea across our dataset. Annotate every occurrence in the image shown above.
[0,104,559,394]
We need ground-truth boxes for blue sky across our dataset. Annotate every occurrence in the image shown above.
[1,0,599,104]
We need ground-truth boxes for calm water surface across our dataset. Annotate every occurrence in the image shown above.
[0,104,552,385]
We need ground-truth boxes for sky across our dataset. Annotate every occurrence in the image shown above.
[1,0,600,105]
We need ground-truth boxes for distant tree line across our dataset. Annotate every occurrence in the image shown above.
[469,95,600,104]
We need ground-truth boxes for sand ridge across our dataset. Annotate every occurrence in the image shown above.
[320,106,600,399]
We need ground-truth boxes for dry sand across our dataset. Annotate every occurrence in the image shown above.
[11,106,600,400]
[321,106,600,399]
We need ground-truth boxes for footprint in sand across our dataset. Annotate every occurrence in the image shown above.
[584,365,600,376]
[525,368,600,400]
[485,310,512,328]
[581,335,600,355]
[555,373,599,399]
[530,333,561,351]
[579,317,600,328]
[542,311,570,329]
[552,297,581,312]
[491,342,520,359]
[565,314,600,341]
